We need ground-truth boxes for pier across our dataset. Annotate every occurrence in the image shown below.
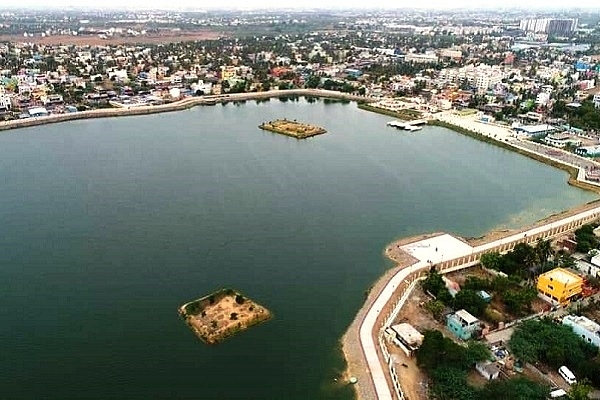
[386,119,427,131]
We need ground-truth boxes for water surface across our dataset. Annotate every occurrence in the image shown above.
[1,98,595,399]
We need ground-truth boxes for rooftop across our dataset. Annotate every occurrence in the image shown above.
[390,323,424,347]
[515,124,556,134]
[454,309,478,325]
[540,268,582,285]
[563,315,600,336]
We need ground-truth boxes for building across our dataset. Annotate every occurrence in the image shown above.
[0,94,11,111]
[476,361,501,380]
[548,19,579,36]
[385,323,424,356]
[447,309,480,340]
[513,124,557,136]
[576,145,600,157]
[27,106,49,118]
[404,52,439,64]
[563,315,600,348]
[537,268,583,305]
[543,133,582,148]
[593,94,600,109]
[576,258,600,278]
[520,18,577,35]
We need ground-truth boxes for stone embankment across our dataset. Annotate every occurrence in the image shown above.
[0,89,375,133]
[345,199,600,400]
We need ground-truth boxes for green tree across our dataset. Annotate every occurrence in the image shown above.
[535,239,554,266]
[568,380,593,400]
[305,75,321,89]
[503,287,537,316]
[453,289,488,317]
[430,367,477,400]
[424,299,445,320]
[480,252,502,270]
[478,377,549,400]
[422,268,448,299]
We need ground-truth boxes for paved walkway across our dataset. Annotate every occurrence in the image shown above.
[358,197,600,399]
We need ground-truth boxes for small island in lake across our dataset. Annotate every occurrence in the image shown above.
[259,118,327,139]
[179,288,272,344]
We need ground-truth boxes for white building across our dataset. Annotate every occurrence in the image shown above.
[563,315,600,348]
[404,52,439,64]
[575,258,600,277]
[536,91,551,106]
[543,132,582,148]
[594,94,600,109]
[476,361,501,380]
[385,323,424,356]
[0,94,11,111]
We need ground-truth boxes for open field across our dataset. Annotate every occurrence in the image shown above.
[179,288,271,344]
[0,30,225,46]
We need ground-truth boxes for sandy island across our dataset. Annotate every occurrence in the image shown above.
[179,288,272,344]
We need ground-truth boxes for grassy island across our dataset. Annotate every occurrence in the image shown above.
[179,288,272,344]
[259,118,327,139]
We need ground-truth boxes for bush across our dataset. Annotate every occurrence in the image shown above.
[235,294,245,305]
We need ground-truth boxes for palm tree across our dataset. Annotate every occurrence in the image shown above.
[535,239,554,266]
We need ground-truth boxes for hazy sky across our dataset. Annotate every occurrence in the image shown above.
[6,0,600,10]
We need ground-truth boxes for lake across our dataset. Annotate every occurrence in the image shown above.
[0,97,596,399]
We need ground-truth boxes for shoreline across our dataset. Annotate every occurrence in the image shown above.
[0,89,374,133]
[356,102,423,121]
[428,119,600,195]
[340,113,600,400]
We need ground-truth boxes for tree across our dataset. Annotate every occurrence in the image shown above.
[503,287,537,316]
[417,330,447,371]
[480,252,502,270]
[509,319,598,375]
[568,380,593,400]
[478,377,549,400]
[535,239,554,266]
[305,75,321,89]
[424,300,445,320]
[429,367,477,400]
[453,289,487,317]
[422,268,447,299]
[575,224,600,253]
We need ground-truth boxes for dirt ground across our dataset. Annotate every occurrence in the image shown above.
[0,30,225,45]
[388,285,445,400]
[184,292,270,344]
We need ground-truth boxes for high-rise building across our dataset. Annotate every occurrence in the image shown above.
[548,19,578,36]
[519,18,578,35]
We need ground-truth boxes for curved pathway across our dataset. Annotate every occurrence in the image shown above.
[359,203,600,399]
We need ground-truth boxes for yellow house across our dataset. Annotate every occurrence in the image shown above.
[537,268,583,305]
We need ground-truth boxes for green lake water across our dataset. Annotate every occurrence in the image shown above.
[0,98,596,399]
